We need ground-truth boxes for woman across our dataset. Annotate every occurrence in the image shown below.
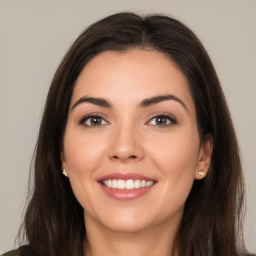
[3,12,251,256]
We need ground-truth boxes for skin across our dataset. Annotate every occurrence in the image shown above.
[61,49,212,256]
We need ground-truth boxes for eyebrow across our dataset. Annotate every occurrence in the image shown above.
[71,94,187,111]
[71,96,111,110]
[139,94,188,111]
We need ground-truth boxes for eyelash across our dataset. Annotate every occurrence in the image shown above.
[79,113,109,128]
[146,113,177,128]
[79,113,177,128]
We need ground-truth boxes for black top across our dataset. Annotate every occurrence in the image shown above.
[2,245,37,256]
[2,245,255,256]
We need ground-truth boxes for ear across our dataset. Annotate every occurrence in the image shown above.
[60,151,68,177]
[194,134,213,180]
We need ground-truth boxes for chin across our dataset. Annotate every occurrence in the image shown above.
[103,218,151,233]
[94,208,155,233]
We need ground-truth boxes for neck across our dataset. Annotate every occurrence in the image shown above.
[83,216,180,256]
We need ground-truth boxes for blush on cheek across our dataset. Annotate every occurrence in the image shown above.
[64,134,106,172]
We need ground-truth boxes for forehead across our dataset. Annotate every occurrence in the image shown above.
[71,49,195,112]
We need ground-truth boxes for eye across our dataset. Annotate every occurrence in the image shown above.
[147,114,176,127]
[80,115,109,127]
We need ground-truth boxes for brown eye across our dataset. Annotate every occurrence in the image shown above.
[148,115,176,126]
[80,115,108,127]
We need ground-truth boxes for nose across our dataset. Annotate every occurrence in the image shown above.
[108,123,145,162]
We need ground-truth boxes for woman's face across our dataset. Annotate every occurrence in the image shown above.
[61,49,211,233]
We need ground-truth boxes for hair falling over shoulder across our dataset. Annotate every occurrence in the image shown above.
[18,12,248,256]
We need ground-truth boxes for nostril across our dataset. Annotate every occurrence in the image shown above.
[112,155,137,160]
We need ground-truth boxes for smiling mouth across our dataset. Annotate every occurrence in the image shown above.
[98,173,157,200]
[102,179,155,190]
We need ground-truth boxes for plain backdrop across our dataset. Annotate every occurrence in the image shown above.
[0,0,255,254]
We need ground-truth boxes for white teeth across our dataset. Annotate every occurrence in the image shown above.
[146,181,154,187]
[112,179,117,188]
[126,179,134,190]
[102,179,155,190]
[134,179,141,188]
[117,179,125,189]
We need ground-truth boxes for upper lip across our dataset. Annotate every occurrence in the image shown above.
[97,172,156,182]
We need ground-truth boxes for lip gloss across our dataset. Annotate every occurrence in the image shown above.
[98,172,156,200]
[100,183,155,200]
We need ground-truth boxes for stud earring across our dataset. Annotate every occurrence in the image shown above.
[62,169,68,177]
[198,171,205,176]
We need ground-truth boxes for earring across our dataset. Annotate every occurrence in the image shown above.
[198,171,205,176]
[62,169,68,177]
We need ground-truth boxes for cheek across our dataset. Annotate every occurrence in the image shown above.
[63,130,107,175]
[150,129,199,170]
[147,128,199,197]
[62,130,108,211]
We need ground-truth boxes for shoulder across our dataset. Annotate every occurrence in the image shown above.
[1,249,19,256]
[2,245,37,256]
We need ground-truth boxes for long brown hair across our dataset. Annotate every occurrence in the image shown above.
[20,12,247,256]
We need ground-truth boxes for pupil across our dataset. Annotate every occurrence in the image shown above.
[156,117,166,125]
[91,117,101,125]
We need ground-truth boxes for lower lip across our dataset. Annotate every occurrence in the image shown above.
[99,183,155,200]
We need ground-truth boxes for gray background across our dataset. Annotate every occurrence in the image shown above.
[0,0,255,254]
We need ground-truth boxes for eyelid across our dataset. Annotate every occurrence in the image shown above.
[146,112,177,127]
[78,112,177,128]
[79,113,110,127]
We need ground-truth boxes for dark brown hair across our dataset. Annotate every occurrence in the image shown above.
[21,12,247,256]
